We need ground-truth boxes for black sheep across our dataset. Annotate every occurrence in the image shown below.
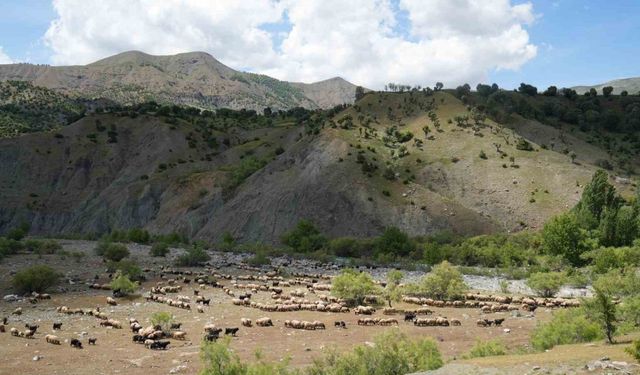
[132,334,145,343]
[204,333,219,342]
[88,338,97,345]
[70,339,83,349]
[170,323,182,330]
[25,324,38,333]
[224,327,239,336]
[150,340,170,350]
[53,322,62,330]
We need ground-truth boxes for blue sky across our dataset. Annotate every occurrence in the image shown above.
[0,0,639,89]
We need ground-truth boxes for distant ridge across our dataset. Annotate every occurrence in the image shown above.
[572,77,640,95]
[0,51,360,111]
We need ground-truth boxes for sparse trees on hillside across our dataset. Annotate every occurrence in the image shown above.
[355,86,366,101]
[434,82,443,91]
[518,83,538,96]
[543,86,558,96]
[602,86,614,97]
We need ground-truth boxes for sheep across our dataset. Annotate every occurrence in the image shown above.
[2,317,7,325]
[493,318,505,326]
[255,317,273,327]
[334,321,346,329]
[106,296,117,306]
[10,327,19,336]
[45,334,61,345]
[0,325,4,333]
[150,340,170,350]
[70,338,83,349]
[225,327,239,336]
[171,331,187,340]
[88,338,97,345]
[132,335,146,343]
[25,324,39,332]
[204,333,219,342]
[450,319,462,326]
[23,329,35,339]
[241,318,252,327]
[476,319,488,327]
[354,306,375,315]
[197,305,204,313]
[170,323,182,330]
[53,322,63,330]
[404,312,416,322]
[12,307,22,316]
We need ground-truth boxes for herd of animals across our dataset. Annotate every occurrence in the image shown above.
[0,261,582,354]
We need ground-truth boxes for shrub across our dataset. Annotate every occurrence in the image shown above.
[332,268,380,306]
[102,243,130,262]
[527,271,566,297]
[0,237,24,257]
[175,245,210,267]
[5,227,27,241]
[150,311,174,332]
[23,239,61,254]
[328,237,371,258]
[150,242,170,257]
[307,331,443,374]
[626,340,640,362]
[246,250,271,266]
[583,286,618,344]
[531,308,601,350]
[414,261,468,300]
[465,340,507,358]
[109,271,137,296]
[281,220,327,253]
[374,227,415,258]
[127,228,151,244]
[107,259,144,281]
[12,265,60,294]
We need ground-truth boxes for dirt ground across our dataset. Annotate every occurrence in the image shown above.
[0,240,591,375]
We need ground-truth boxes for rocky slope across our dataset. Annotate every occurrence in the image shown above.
[0,51,358,111]
[0,91,632,243]
[572,76,640,95]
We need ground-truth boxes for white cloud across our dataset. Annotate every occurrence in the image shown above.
[44,0,537,89]
[0,46,14,64]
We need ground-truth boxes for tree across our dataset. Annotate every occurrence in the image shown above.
[417,261,468,300]
[383,270,404,307]
[12,265,60,294]
[281,220,327,253]
[602,86,614,97]
[621,90,629,97]
[332,269,380,306]
[455,84,471,99]
[434,82,443,91]
[588,88,597,97]
[150,242,169,257]
[575,170,619,227]
[102,243,130,262]
[541,213,587,266]
[109,271,137,296]
[175,245,210,266]
[526,271,566,297]
[562,88,578,100]
[374,227,415,257]
[518,83,538,96]
[543,86,558,96]
[584,286,617,344]
[151,311,174,332]
[355,86,366,101]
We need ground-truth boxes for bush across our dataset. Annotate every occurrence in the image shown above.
[246,250,271,266]
[5,227,27,241]
[332,268,380,306]
[102,243,130,262]
[23,239,61,254]
[465,340,507,358]
[626,340,640,362]
[374,227,415,258]
[328,237,371,258]
[414,261,468,300]
[128,228,151,244]
[12,265,60,294]
[107,259,144,281]
[150,242,170,257]
[531,308,602,350]
[281,220,327,253]
[175,245,210,267]
[109,271,137,296]
[0,237,24,258]
[527,271,566,297]
[150,311,174,332]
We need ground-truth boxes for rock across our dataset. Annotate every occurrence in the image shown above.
[503,328,511,333]
[3,294,19,302]
[169,365,187,374]
[532,366,540,370]
[33,355,42,361]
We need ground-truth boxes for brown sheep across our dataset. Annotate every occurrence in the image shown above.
[45,334,61,345]
[241,318,252,327]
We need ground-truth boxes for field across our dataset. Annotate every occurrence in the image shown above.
[0,241,636,375]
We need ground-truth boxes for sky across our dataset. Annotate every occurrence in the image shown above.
[0,0,638,90]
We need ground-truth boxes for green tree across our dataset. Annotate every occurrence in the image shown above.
[374,227,415,258]
[281,220,327,253]
[175,245,210,266]
[615,206,638,246]
[355,86,366,101]
[527,271,566,297]
[102,243,130,262]
[417,261,468,300]
[543,86,558,96]
[602,86,614,97]
[541,213,587,266]
[151,311,174,332]
[332,269,380,306]
[12,265,60,294]
[583,286,617,344]
[110,271,137,296]
[575,170,619,227]
[150,242,170,257]
[383,270,404,307]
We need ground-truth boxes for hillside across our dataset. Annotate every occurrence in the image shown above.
[572,77,640,95]
[0,51,358,112]
[0,80,85,137]
[0,90,635,243]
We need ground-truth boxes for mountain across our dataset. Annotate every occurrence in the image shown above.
[572,77,640,95]
[0,90,634,243]
[0,51,359,112]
